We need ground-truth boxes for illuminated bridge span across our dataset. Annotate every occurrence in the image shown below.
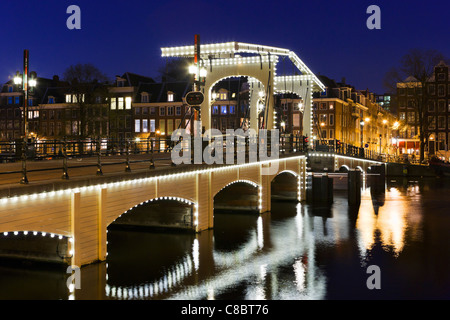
[0,151,381,267]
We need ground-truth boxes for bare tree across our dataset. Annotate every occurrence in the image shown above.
[158,58,192,82]
[384,49,449,162]
[63,63,110,138]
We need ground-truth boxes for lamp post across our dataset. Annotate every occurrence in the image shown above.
[360,120,365,148]
[14,50,37,184]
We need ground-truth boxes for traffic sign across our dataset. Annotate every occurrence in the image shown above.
[185,91,204,106]
[365,143,369,148]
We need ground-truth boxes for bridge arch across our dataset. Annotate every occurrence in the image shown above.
[213,179,261,213]
[271,170,300,201]
[107,196,198,232]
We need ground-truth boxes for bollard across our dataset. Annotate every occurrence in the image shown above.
[348,169,361,205]
[307,174,334,203]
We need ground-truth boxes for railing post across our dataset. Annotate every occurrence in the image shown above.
[96,137,103,176]
[125,139,131,172]
[20,137,29,184]
[149,138,155,169]
[62,137,69,180]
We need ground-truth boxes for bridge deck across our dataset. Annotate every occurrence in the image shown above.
[0,152,307,199]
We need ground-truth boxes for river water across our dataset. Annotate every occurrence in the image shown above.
[1,177,449,300]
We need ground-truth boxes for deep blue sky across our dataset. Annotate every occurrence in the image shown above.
[1,0,448,94]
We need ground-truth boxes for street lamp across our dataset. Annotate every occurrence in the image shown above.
[360,120,365,148]
[14,50,37,184]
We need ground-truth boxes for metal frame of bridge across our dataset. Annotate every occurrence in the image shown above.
[161,41,325,146]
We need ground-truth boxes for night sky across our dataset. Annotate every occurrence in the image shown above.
[1,0,448,94]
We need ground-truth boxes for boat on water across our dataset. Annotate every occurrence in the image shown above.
[429,156,450,177]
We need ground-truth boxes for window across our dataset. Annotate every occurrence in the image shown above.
[428,116,436,130]
[438,116,445,129]
[95,96,102,104]
[167,106,174,116]
[141,93,149,103]
[175,106,181,116]
[143,107,148,115]
[159,119,165,135]
[48,97,54,104]
[438,73,446,81]
[111,97,117,110]
[221,105,227,114]
[229,105,235,114]
[150,119,155,133]
[399,112,406,121]
[407,112,415,124]
[117,80,125,87]
[167,119,174,135]
[329,129,334,139]
[15,96,20,104]
[438,85,445,97]
[65,94,72,103]
[142,119,148,133]
[150,107,156,115]
[28,98,33,106]
[212,106,219,114]
[438,132,446,150]
[167,92,174,102]
[118,97,124,109]
[329,114,334,126]
[160,107,165,116]
[8,86,13,93]
[319,103,327,110]
[428,101,435,112]
[135,107,141,115]
[428,85,435,95]
[438,100,446,113]
[125,97,132,109]
[219,92,227,100]
[319,114,327,124]
[7,97,12,104]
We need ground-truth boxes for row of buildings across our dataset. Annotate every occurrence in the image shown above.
[1,61,449,160]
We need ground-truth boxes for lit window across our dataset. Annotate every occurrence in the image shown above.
[15,96,20,104]
[111,97,117,110]
[65,94,72,103]
[168,92,174,102]
[229,105,235,114]
[7,97,12,104]
[48,97,54,104]
[135,119,141,133]
[150,119,155,132]
[118,97,124,109]
[221,105,227,114]
[125,97,132,109]
[142,119,148,133]
[212,106,219,114]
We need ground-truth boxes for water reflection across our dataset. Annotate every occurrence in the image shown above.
[2,178,450,299]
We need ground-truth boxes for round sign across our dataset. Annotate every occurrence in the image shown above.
[365,143,369,148]
[185,91,204,106]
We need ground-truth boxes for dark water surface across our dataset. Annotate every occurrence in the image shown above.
[1,177,449,300]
